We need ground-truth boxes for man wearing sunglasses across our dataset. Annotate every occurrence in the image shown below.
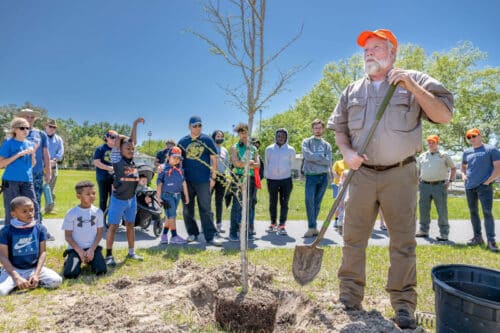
[461,128,500,252]
[43,119,64,213]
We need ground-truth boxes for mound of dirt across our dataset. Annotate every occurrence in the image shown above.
[52,260,426,332]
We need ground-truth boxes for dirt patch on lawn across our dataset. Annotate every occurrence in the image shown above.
[35,260,426,332]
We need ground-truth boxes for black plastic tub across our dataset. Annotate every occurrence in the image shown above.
[432,264,500,333]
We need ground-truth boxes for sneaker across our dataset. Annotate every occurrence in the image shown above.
[249,228,256,236]
[216,223,226,234]
[436,236,448,242]
[266,224,277,233]
[487,241,499,252]
[229,234,239,242]
[207,238,223,247]
[46,233,55,241]
[126,253,144,261]
[186,234,198,243]
[160,234,169,244]
[105,255,116,267]
[415,231,429,238]
[248,233,254,241]
[277,226,288,236]
[467,236,484,246]
[44,204,54,214]
[303,228,319,238]
[380,224,387,231]
[393,309,416,329]
[170,235,187,244]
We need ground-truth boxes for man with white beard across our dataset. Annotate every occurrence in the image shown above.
[327,29,453,329]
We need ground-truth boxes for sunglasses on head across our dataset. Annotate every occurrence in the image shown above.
[467,135,477,140]
[17,126,30,131]
[191,124,202,128]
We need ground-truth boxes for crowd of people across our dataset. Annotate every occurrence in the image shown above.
[0,28,499,330]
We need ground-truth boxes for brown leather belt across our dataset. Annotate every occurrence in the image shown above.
[421,180,445,185]
[362,156,416,172]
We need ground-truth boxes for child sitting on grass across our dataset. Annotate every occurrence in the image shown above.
[156,146,189,245]
[0,197,62,296]
[62,180,107,278]
[105,117,144,266]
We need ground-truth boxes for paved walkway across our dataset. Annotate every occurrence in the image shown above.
[36,218,500,250]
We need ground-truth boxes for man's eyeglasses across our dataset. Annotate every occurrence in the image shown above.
[467,135,477,140]
[191,124,202,128]
[17,127,30,131]
[107,135,117,139]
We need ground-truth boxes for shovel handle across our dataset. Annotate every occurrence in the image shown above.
[310,84,397,247]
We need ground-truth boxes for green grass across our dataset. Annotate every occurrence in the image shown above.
[0,244,496,332]
[1,169,498,220]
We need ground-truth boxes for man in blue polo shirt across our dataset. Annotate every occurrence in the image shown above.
[177,116,222,246]
[461,128,500,252]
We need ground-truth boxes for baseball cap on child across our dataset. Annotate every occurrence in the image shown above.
[170,146,182,158]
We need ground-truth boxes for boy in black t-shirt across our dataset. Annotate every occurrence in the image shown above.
[104,117,144,266]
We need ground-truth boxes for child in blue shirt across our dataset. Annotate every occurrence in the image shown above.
[0,117,37,226]
[105,118,144,266]
[0,197,62,296]
[157,146,189,244]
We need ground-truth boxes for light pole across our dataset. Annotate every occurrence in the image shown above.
[147,130,152,155]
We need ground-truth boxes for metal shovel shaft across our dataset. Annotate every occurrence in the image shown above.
[310,84,397,248]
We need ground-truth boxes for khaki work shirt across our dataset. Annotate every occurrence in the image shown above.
[417,150,455,181]
[328,71,453,166]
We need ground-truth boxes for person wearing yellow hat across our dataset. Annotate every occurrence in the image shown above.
[416,134,456,241]
[327,29,454,329]
[461,128,500,252]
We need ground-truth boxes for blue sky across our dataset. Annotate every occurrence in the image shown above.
[1,0,498,145]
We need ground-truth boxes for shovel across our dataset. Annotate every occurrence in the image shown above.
[293,84,398,286]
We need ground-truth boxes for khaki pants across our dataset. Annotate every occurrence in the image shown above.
[338,162,418,313]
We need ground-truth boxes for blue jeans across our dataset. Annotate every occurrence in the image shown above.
[230,176,256,238]
[183,181,217,242]
[331,183,339,198]
[305,174,329,229]
[466,184,495,241]
[1,180,39,226]
[33,172,44,221]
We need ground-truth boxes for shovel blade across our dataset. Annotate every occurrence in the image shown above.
[292,245,324,286]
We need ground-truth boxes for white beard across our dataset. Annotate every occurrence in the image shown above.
[364,56,391,75]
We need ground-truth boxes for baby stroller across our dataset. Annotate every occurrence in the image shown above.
[135,165,163,237]
[104,165,163,237]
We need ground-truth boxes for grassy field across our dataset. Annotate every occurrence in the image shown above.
[0,170,499,332]
[0,169,498,220]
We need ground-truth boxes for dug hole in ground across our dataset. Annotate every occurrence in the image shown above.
[7,260,428,332]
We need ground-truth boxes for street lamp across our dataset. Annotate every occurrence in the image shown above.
[147,130,152,155]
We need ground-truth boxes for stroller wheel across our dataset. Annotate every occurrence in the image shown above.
[153,217,163,237]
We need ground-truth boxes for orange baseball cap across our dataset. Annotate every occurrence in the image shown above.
[465,128,481,138]
[426,135,439,143]
[357,29,398,50]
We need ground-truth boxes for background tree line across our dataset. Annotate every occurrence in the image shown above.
[2,41,498,166]
[258,41,499,158]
